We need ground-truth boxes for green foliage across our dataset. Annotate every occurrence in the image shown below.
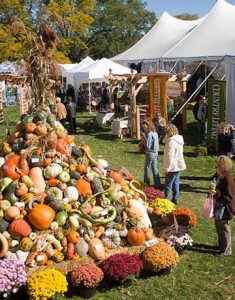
[175,13,199,20]
[87,0,157,59]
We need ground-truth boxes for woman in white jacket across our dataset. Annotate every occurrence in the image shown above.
[164,124,186,204]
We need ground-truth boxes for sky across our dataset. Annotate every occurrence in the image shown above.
[145,0,235,17]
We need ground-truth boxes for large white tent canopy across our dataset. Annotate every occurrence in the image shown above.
[113,12,203,62]
[163,0,235,60]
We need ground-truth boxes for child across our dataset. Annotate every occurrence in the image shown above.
[164,124,186,204]
[142,119,161,189]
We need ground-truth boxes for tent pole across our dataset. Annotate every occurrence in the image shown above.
[169,57,182,73]
[88,80,91,113]
[170,59,223,122]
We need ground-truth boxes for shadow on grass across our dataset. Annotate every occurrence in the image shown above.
[187,243,218,254]
[181,176,212,181]
[180,183,208,194]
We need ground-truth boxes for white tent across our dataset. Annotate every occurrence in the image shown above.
[62,56,95,87]
[0,61,18,73]
[74,57,135,83]
[112,12,204,63]
[163,0,235,60]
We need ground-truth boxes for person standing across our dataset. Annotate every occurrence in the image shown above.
[193,95,208,144]
[55,97,67,127]
[66,84,75,101]
[164,124,186,204]
[213,155,235,257]
[66,96,77,134]
[152,112,166,144]
[142,119,161,189]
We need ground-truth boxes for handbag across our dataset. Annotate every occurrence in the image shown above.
[214,203,225,220]
[202,194,215,218]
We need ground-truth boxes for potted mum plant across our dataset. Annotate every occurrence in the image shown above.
[159,224,194,254]
[70,263,103,298]
[0,259,27,299]
[27,269,68,300]
[100,253,143,287]
[141,241,179,275]
[169,207,197,227]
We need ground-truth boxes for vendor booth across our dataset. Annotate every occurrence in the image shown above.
[73,58,135,112]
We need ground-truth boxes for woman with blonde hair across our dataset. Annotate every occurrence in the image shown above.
[213,155,235,257]
[142,119,161,189]
[163,124,186,204]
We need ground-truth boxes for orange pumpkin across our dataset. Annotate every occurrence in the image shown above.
[67,230,80,244]
[34,148,42,156]
[43,158,52,167]
[66,135,75,144]
[142,228,154,241]
[76,178,92,198]
[25,122,37,133]
[76,164,87,175]
[35,124,47,136]
[127,227,145,246]
[47,178,60,187]
[8,219,32,237]
[46,260,54,266]
[28,204,55,230]
[108,170,123,184]
[35,252,48,266]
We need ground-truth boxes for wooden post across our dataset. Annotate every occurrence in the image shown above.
[149,76,155,119]
[160,76,168,122]
[136,106,141,140]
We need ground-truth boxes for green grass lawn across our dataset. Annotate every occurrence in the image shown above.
[0,107,235,300]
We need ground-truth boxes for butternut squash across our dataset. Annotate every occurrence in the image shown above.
[29,167,46,193]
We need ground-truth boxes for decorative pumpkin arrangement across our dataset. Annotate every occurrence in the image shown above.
[0,107,192,269]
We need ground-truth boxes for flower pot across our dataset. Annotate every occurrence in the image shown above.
[157,267,172,276]
[122,278,132,288]
[175,246,184,255]
[77,285,96,299]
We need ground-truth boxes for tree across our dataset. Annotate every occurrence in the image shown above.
[86,0,157,59]
[174,13,198,20]
[0,0,97,63]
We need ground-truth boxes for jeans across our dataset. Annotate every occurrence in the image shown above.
[165,171,180,204]
[144,154,161,188]
[198,120,207,143]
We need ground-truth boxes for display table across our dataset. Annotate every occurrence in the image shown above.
[112,118,131,139]
[96,112,115,127]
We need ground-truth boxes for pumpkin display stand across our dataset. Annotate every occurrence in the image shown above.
[26,241,159,276]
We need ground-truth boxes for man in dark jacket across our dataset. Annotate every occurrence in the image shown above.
[193,95,208,144]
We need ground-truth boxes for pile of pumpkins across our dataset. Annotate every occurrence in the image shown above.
[0,109,154,267]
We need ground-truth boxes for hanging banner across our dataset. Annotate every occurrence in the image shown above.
[207,79,226,143]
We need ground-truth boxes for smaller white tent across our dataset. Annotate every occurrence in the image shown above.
[59,57,95,87]
[0,61,18,73]
[74,58,135,110]
[74,57,134,83]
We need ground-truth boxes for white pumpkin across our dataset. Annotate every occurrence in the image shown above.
[44,163,63,179]
[128,199,152,228]
[101,229,121,249]
[64,186,79,202]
